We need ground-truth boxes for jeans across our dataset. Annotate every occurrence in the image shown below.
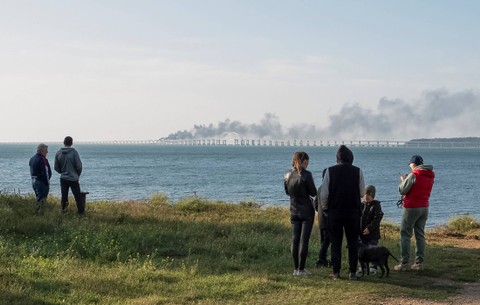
[329,210,360,274]
[291,215,314,270]
[400,207,428,264]
[60,178,84,214]
[32,179,49,213]
[32,179,49,202]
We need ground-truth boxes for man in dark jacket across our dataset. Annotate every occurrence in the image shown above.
[319,145,365,280]
[29,143,52,214]
[54,136,84,214]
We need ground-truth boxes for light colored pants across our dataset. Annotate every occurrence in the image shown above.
[400,207,428,264]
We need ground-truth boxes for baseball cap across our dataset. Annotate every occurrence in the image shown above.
[409,155,423,166]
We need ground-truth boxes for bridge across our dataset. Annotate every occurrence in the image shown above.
[155,139,408,147]
[77,139,408,147]
[74,139,480,148]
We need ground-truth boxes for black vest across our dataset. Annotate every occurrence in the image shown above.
[327,163,361,211]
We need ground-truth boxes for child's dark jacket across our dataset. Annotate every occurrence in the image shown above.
[360,199,384,240]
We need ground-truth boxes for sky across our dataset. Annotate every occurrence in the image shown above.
[1,0,479,142]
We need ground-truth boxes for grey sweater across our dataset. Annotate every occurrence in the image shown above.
[54,147,82,181]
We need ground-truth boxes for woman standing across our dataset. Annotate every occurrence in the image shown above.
[284,152,317,276]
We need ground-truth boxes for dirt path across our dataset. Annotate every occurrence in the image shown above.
[381,281,480,305]
[427,233,480,250]
[383,236,480,305]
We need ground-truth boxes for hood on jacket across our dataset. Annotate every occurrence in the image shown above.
[336,145,354,164]
[61,147,74,154]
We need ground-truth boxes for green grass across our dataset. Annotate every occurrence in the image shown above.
[0,193,479,305]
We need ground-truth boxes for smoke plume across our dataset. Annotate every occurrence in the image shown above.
[163,89,480,141]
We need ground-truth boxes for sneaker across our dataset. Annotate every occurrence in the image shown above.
[411,262,424,271]
[332,273,340,280]
[293,269,299,276]
[349,272,358,280]
[315,258,328,268]
[315,259,331,268]
[297,269,312,276]
[356,267,364,276]
[394,263,408,271]
[369,267,377,275]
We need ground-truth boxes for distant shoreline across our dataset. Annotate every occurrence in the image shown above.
[405,137,480,148]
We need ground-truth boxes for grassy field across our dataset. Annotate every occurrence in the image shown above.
[0,193,479,305]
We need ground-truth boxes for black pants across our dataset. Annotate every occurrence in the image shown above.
[318,227,331,261]
[328,210,360,274]
[60,178,84,214]
[291,215,314,270]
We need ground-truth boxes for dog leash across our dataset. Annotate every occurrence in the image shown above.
[380,197,404,208]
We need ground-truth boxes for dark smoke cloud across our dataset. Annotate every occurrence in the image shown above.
[163,113,287,140]
[163,89,480,140]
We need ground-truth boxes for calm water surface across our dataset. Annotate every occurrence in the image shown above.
[1,143,479,227]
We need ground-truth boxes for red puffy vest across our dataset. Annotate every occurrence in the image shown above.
[403,168,435,208]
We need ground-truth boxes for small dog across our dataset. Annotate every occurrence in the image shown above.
[358,243,398,278]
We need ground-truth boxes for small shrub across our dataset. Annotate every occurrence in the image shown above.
[447,215,480,232]
[149,193,170,207]
[239,201,263,209]
[174,197,221,213]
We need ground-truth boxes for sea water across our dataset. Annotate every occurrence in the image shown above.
[1,143,479,227]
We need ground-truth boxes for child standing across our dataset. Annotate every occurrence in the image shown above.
[359,185,384,274]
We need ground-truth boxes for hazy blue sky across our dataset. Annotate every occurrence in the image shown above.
[1,1,479,142]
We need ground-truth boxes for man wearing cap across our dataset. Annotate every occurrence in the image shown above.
[394,155,435,271]
[29,143,52,214]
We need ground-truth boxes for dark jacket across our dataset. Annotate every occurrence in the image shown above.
[327,145,362,211]
[29,153,52,185]
[284,168,317,219]
[360,199,384,240]
[319,145,365,213]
